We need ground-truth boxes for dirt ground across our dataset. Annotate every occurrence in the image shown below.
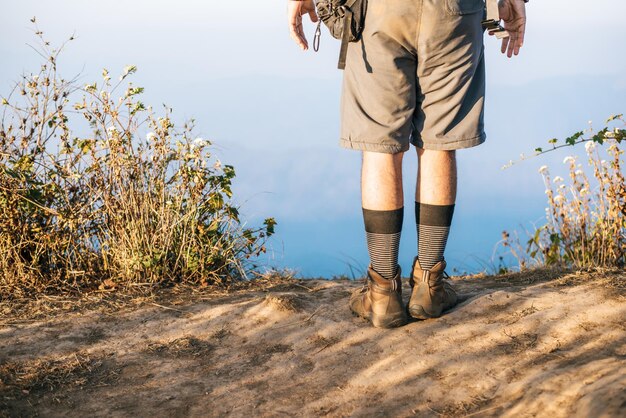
[1,268,625,418]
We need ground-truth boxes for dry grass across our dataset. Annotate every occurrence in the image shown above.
[502,115,626,270]
[0,268,298,326]
[145,337,213,358]
[0,351,119,395]
[0,22,276,299]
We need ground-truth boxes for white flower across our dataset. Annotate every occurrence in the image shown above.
[554,195,565,204]
[193,137,206,148]
[32,75,39,81]
[558,184,566,190]
[146,132,157,141]
[563,156,576,164]
[553,176,564,183]
[545,189,551,195]
[584,141,596,153]
[538,165,549,174]
[575,170,584,176]
[214,160,222,170]
[107,126,118,133]
[580,188,589,196]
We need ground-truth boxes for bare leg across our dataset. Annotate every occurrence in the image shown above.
[361,151,404,210]
[416,149,456,204]
[414,148,457,271]
[408,148,459,319]
[360,150,404,279]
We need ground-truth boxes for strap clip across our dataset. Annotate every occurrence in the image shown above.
[482,19,510,39]
[313,21,321,52]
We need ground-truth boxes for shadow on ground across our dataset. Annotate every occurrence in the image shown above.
[1,268,625,417]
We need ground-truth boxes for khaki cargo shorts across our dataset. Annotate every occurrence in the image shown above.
[340,0,486,153]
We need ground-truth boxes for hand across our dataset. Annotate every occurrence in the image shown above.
[288,0,318,50]
[497,0,527,58]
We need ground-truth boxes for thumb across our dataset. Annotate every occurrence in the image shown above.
[309,10,319,23]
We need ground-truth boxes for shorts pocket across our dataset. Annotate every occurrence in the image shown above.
[445,0,484,15]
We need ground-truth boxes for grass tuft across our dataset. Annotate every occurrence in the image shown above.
[0,23,276,298]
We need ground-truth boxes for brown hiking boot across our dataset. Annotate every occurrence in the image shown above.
[407,257,458,319]
[349,266,408,328]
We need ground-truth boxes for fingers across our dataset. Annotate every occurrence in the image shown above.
[505,35,519,58]
[289,7,308,50]
[290,18,308,50]
[513,37,521,56]
[507,34,516,57]
[500,25,525,57]
[499,0,526,58]
[517,23,526,49]
[288,2,316,50]
[296,21,308,50]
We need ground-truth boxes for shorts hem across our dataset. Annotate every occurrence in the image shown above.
[411,132,486,151]
[339,138,410,154]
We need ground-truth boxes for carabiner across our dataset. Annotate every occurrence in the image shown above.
[313,21,321,52]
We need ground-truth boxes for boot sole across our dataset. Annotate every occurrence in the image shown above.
[351,310,408,329]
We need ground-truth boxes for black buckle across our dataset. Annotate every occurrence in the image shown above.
[481,19,509,39]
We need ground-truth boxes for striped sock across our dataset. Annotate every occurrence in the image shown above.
[362,207,403,280]
[415,202,455,270]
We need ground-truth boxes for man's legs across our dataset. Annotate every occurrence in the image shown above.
[362,151,404,210]
[407,148,459,319]
[415,149,456,270]
[361,151,404,279]
[349,151,408,328]
[359,148,457,275]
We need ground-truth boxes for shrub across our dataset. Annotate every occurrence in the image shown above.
[502,115,625,270]
[0,25,276,297]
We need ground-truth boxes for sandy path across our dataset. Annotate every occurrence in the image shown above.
[1,269,625,417]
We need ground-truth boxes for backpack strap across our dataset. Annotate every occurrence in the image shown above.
[482,0,509,39]
[337,0,360,70]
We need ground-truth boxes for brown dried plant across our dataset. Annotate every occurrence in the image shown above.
[502,115,625,270]
[0,22,276,298]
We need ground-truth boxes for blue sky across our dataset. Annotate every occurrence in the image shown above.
[1,1,625,277]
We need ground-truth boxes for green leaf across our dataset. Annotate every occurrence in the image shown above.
[549,233,561,244]
[565,131,584,146]
[591,127,608,145]
[264,217,277,236]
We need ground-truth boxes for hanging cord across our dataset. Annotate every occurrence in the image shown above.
[313,21,321,52]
